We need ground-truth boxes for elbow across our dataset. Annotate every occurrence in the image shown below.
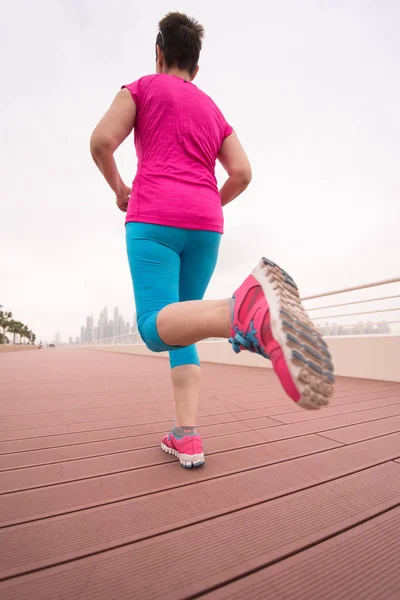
[90,136,104,159]
[242,168,252,189]
[90,132,115,159]
[232,167,252,190]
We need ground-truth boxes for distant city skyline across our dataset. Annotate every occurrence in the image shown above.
[317,321,392,337]
[50,307,137,345]
[67,306,137,344]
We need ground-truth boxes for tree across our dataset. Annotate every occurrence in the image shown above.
[11,321,25,344]
[0,308,13,343]
[17,322,24,344]
[21,325,30,345]
[7,320,18,344]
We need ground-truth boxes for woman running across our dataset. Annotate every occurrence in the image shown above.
[90,12,334,468]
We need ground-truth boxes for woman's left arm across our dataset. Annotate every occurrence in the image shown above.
[90,89,136,212]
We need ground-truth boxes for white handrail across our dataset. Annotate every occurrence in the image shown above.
[301,277,400,301]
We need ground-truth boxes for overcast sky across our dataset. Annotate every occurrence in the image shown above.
[1,0,399,342]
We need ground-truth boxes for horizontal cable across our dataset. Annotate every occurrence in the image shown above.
[312,307,400,320]
[301,277,400,301]
[307,294,400,312]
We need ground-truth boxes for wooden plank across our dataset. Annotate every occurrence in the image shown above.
[0,417,277,455]
[320,415,400,444]
[273,396,400,424]
[0,403,243,433]
[0,414,220,443]
[233,387,400,410]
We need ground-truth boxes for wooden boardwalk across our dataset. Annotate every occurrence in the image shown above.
[1,348,400,599]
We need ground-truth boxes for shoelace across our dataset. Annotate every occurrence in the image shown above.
[229,322,270,359]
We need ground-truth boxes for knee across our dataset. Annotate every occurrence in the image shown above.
[138,315,167,353]
[144,338,164,353]
[138,324,163,353]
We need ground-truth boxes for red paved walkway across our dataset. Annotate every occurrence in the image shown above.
[0,348,400,599]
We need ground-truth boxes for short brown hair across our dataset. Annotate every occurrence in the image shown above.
[157,12,204,75]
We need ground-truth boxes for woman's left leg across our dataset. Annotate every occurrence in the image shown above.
[126,223,221,467]
[169,230,221,429]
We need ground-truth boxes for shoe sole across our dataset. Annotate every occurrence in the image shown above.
[160,442,205,468]
[253,258,334,410]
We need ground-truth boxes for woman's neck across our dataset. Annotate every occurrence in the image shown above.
[164,66,192,81]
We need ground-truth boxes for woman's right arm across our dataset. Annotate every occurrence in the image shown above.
[90,89,136,211]
[218,132,252,207]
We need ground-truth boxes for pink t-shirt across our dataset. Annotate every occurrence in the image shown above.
[122,74,233,233]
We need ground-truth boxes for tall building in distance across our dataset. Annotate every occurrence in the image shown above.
[377,322,390,334]
[74,307,132,344]
[118,314,124,337]
[98,307,108,340]
[86,315,94,343]
[366,321,374,335]
[55,330,61,345]
[114,306,120,337]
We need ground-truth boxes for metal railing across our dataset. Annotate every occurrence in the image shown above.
[301,277,400,301]
[81,332,226,346]
[82,332,143,346]
[302,276,400,336]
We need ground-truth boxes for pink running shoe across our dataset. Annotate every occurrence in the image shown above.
[161,430,205,468]
[230,258,334,410]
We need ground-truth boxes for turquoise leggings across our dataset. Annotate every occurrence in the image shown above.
[126,223,221,368]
